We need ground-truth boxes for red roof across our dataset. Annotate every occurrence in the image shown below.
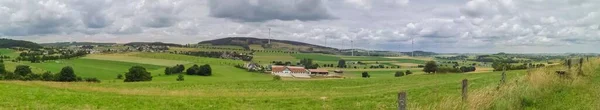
[272,66,286,72]
[287,66,307,73]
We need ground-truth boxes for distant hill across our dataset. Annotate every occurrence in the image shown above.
[124,42,183,47]
[41,42,117,47]
[400,51,437,56]
[0,38,42,49]
[198,37,339,53]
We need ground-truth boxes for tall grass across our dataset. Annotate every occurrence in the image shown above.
[439,58,600,109]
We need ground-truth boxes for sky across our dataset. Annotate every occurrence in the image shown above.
[1,0,599,53]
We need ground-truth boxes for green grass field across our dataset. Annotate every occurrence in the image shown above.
[0,70,526,109]
[1,48,596,109]
[21,59,164,80]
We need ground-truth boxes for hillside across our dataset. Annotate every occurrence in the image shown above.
[198,37,339,53]
[0,38,42,49]
[40,42,117,47]
[124,42,183,47]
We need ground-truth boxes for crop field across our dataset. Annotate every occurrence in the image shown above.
[292,53,341,61]
[249,44,264,50]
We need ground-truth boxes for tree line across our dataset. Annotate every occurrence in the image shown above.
[0,61,99,82]
[422,61,477,74]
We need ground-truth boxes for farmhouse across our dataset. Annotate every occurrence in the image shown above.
[271,66,311,78]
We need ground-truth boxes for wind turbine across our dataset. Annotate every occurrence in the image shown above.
[268,28,271,44]
[411,36,414,57]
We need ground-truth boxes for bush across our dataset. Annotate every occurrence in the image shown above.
[41,71,55,81]
[423,61,438,74]
[14,65,32,77]
[273,75,281,81]
[84,77,101,83]
[117,74,123,79]
[2,72,20,80]
[361,72,370,78]
[460,66,476,72]
[176,74,184,81]
[23,73,41,81]
[437,67,462,73]
[186,64,212,76]
[57,66,77,82]
[76,76,83,82]
[405,70,413,75]
[124,66,153,82]
[394,71,405,77]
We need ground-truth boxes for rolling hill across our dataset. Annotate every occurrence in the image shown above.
[0,38,42,49]
[198,37,339,53]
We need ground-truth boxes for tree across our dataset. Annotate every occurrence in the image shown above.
[57,66,77,82]
[176,74,184,81]
[405,70,413,75]
[423,61,438,74]
[0,61,5,74]
[164,67,172,75]
[124,66,153,82]
[199,64,212,76]
[186,64,200,75]
[337,60,346,68]
[361,72,370,78]
[14,65,32,77]
[395,71,405,77]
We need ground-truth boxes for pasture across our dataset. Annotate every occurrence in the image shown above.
[0,69,527,109]
[2,48,587,109]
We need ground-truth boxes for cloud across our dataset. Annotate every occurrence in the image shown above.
[208,0,335,22]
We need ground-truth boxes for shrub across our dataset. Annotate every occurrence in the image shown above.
[84,77,101,83]
[76,76,83,82]
[361,72,370,78]
[273,75,281,81]
[124,66,153,82]
[117,74,123,79]
[0,62,5,74]
[2,72,20,80]
[14,65,32,77]
[23,73,41,81]
[405,70,413,75]
[176,74,184,81]
[57,66,77,82]
[395,71,405,77]
[423,61,437,74]
[437,67,462,73]
[41,71,55,81]
[164,67,172,75]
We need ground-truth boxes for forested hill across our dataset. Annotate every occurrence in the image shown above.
[124,42,183,47]
[41,42,117,47]
[0,38,42,49]
[198,37,339,53]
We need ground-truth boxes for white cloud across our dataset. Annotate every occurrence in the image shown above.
[1,0,599,53]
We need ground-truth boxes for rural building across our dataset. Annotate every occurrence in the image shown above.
[271,66,310,78]
[309,69,329,76]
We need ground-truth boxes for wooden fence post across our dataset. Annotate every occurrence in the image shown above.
[462,79,468,102]
[398,92,406,110]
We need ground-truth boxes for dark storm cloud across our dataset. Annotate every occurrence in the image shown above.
[208,0,335,22]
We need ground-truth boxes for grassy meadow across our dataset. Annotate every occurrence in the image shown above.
[1,48,598,109]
